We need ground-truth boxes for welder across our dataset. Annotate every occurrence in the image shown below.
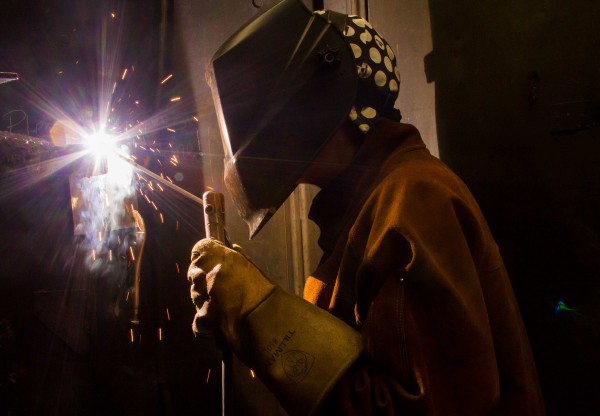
[187,0,545,414]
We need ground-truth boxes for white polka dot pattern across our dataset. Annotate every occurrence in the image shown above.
[369,47,382,63]
[313,12,401,134]
[361,107,376,119]
[374,70,387,87]
[384,56,392,72]
[386,45,395,60]
[359,30,372,44]
[353,18,366,28]
[344,16,401,133]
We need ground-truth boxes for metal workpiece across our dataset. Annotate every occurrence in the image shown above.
[0,130,108,169]
[0,72,18,84]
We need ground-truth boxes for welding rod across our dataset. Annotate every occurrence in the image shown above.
[122,155,204,206]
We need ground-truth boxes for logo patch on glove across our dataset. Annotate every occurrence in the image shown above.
[282,350,315,384]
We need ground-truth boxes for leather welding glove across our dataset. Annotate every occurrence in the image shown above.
[188,238,277,343]
[187,238,363,416]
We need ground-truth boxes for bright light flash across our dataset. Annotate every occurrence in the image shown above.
[85,130,117,161]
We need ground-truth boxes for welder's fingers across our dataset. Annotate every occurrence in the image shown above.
[189,272,208,307]
[189,238,229,272]
[186,237,275,342]
[192,308,215,337]
[188,262,220,333]
[190,271,217,337]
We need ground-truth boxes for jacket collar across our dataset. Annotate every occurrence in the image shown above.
[308,120,426,260]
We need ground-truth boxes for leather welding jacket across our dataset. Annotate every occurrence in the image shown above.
[304,119,545,415]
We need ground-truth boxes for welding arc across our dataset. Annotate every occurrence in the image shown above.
[118,153,204,206]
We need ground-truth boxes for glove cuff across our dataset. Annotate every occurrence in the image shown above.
[236,287,363,416]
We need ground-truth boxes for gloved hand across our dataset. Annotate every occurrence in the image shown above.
[187,237,363,416]
[187,238,276,347]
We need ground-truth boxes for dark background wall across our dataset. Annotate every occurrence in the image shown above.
[427,1,600,414]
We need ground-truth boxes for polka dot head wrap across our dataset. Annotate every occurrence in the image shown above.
[314,11,402,134]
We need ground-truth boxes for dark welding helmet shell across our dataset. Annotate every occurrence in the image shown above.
[209,0,357,238]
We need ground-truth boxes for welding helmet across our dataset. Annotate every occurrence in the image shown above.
[209,0,400,238]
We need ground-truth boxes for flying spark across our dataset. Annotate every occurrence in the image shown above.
[3,6,204,302]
